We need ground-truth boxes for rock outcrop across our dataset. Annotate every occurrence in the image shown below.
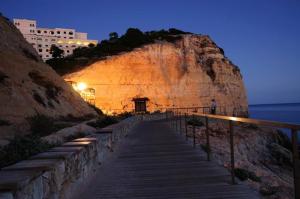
[64,34,248,114]
[191,122,293,198]
[0,16,97,138]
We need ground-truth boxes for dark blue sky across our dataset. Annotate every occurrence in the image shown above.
[1,0,300,104]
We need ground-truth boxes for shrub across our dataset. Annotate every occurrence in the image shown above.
[27,114,55,136]
[117,112,133,120]
[88,104,103,115]
[0,71,8,84]
[0,135,54,168]
[201,144,211,153]
[0,119,10,126]
[87,116,118,128]
[187,117,204,127]
[234,168,261,182]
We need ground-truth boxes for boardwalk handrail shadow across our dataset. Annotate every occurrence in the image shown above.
[166,107,300,199]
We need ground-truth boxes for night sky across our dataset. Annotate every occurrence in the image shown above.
[1,0,299,104]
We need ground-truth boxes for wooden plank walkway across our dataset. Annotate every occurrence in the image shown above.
[74,120,259,199]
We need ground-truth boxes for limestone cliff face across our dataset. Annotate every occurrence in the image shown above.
[0,16,96,138]
[64,34,248,114]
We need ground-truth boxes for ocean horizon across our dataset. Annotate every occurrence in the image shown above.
[249,102,300,124]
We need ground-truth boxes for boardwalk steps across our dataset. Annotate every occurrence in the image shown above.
[73,120,259,199]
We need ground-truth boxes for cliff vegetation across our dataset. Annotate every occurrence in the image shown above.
[46,28,191,75]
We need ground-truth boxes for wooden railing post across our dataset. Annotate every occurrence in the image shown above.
[185,113,188,141]
[193,114,196,147]
[205,117,210,161]
[179,112,182,134]
[175,111,177,132]
[291,129,300,199]
[229,120,236,184]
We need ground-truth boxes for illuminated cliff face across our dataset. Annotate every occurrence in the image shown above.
[64,34,248,115]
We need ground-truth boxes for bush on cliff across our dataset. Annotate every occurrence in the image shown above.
[234,168,261,182]
[0,135,54,168]
[187,117,204,127]
[46,28,191,75]
[86,116,118,128]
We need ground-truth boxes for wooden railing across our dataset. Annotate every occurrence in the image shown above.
[166,108,300,199]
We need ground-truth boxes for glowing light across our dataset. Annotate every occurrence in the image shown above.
[77,82,87,91]
[76,41,82,45]
[57,40,63,44]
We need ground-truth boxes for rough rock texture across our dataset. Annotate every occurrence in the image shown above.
[64,34,248,114]
[0,16,96,138]
[190,121,293,199]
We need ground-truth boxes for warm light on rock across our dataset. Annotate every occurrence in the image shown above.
[64,35,248,114]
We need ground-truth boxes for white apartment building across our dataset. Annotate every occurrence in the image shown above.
[13,19,98,61]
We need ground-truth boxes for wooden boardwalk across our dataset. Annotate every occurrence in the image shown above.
[75,120,259,199]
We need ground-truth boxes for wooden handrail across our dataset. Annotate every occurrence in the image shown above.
[166,108,300,198]
[194,113,300,130]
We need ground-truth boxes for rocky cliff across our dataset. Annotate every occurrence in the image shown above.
[64,34,248,114]
[192,121,293,198]
[0,16,96,139]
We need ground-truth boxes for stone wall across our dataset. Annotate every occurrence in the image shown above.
[0,116,143,199]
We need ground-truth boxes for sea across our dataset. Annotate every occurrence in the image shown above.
[249,103,300,137]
